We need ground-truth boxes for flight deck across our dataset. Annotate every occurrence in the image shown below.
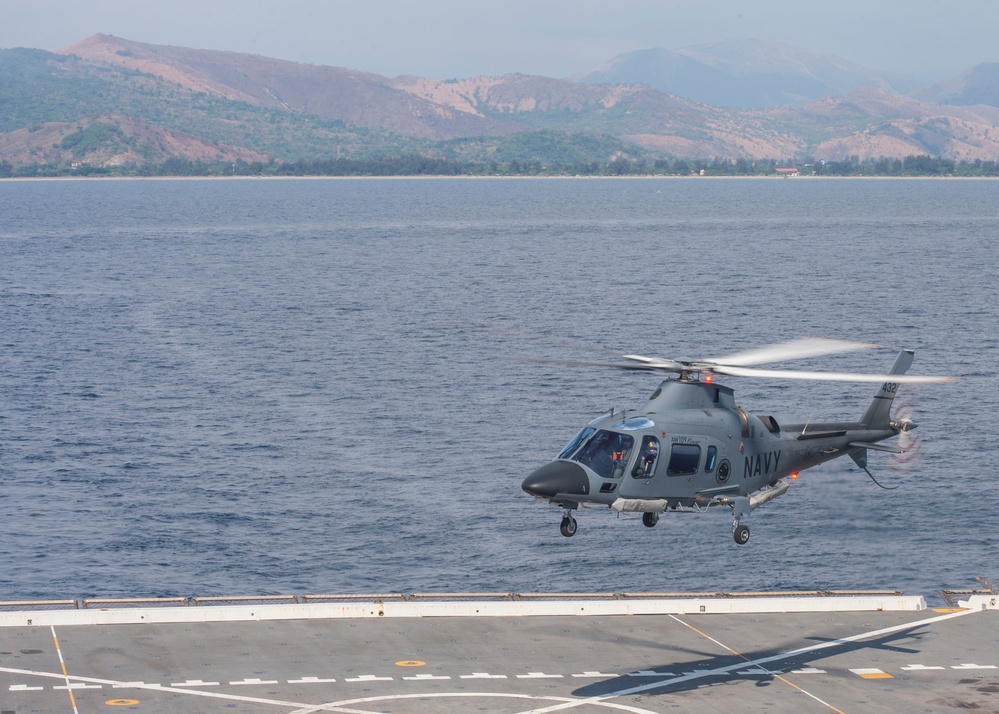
[2,591,998,713]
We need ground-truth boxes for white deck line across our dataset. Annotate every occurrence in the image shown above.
[0,594,928,627]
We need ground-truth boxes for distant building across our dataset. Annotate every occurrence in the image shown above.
[775,167,799,177]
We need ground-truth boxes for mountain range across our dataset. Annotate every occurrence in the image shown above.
[2,34,999,171]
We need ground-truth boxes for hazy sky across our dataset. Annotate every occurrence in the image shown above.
[4,0,996,82]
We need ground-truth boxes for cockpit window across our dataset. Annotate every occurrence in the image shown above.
[574,429,634,480]
[631,436,660,479]
[557,427,595,460]
[667,443,701,476]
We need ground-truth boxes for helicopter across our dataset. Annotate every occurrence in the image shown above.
[521,338,954,544]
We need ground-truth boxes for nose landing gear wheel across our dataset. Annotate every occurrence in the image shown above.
[642,512,659,528]
[559,515,577,537]
[733,524,750,544]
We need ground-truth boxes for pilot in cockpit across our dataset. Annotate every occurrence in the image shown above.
[610,433,633,479]
[577,430,635,480]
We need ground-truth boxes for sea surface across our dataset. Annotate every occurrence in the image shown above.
[1,176,996,604]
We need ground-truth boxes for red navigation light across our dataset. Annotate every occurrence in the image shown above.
[704,374,714,384]
[791,472,799,480]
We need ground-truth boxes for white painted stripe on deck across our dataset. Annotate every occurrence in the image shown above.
[345,674,393,682]
[952,663,997,669]
[54,683,103,690]
[402,673,451,680]
[0,665,312,711]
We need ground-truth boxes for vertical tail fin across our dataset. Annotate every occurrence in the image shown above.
[860,349,914,428]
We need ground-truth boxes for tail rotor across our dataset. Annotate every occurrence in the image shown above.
[888,397,923,474]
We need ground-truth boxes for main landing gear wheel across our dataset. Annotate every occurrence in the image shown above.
[642,512,659,528]
[559,515,578,537]
[733,524,750,545]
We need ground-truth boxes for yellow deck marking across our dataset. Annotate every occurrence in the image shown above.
[851,668,894,679]
[106,699,140,706]
[51,625,80,714]
[395,660,426,667]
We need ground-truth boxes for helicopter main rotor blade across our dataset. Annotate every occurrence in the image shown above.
[710,365,957,383]
[529,357,680,372]
[620,354,684,372]
[527,338,955,382]
[704,338,878,367]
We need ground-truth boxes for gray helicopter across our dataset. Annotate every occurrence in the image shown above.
[521,338,954,544]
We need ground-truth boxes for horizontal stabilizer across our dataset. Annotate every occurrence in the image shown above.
[798,430,847,441]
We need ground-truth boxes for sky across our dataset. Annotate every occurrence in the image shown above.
[3,0,997,83]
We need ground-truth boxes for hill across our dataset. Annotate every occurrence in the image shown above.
[572,47,751,107]
[762,88,999,161]
[915,63,999,107]
[576,39,919,108]
[58,34,525,141]
[2,35,999,173]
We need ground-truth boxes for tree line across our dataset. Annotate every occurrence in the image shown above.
[5,155,999,178]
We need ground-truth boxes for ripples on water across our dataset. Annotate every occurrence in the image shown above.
[1,177,996,603]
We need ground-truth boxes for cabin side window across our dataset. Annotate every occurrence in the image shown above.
[705,445,718,473]
[667,443,701,476]
[631,436,661,479]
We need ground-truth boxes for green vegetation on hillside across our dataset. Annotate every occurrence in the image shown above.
[0,48,434,161]
[59,121,125,156]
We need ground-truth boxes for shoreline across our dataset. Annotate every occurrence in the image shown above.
[3,174,999,182]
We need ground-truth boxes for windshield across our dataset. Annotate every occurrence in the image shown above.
[557,427,596,460]
[574,429,635,479]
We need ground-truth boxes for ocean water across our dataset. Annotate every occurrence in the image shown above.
[0,176,996,604]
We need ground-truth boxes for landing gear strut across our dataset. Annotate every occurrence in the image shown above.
[642,512,659,528]
[728,496,751,545]
[559,514,577,537]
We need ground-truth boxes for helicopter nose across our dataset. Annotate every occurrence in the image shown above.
[522,461,590,497]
